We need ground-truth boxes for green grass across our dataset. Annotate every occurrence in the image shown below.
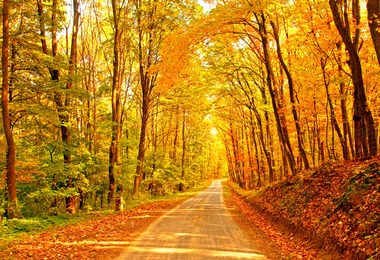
[222,180,231,199]
[0,212,101,242]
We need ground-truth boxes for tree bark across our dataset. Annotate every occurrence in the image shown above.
[109,0,122,203]
[329,0,378,158]
[270,21,310,170]
[257,13,297,175]
[179,110,186,192]
[2,0,18,219]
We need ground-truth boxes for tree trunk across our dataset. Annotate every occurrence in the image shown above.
[179,110,186,192]
[251,119,261,188]
[2,0,18,218]
[244,120,254,189]
[330,0,378,158]
[109,0,122,203]
[337,41,354,159]
[271,21,310,170]
[64,0,80,214]
[133,0,157,194]
[251,100,274,184]
[321,58,348,160]
[133,97,149,194]
[257,13,297,175]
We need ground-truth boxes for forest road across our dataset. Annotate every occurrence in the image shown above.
[114,180,268,260]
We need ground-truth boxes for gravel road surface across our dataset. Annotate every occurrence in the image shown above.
[115,180,268,259]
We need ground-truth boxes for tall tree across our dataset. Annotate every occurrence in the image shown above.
[329,0,378,158]
[64,0,80,213]
[257,12,297,175]
[2,0,18,218]
[109,0,129,203]
[270,20,310,170]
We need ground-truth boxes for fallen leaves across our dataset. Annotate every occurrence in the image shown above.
[0,199,186,260]
[229,157,380,260]
[228,184,319,259]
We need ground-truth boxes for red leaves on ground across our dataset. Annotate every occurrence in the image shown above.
[230,157,380,260]
[228,185,320,259]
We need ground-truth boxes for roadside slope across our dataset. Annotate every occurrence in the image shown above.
[229,157,380,260]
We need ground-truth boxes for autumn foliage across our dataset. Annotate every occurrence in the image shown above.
[1,0,380,257]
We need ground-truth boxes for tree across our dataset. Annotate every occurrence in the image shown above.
[2,0,18,218]
[108,0,130,205]
[270,21,310,170]
[329,0,377,158]
[64,0,80,214]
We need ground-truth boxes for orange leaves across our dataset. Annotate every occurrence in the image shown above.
[228,183,320,259]
[231,157,380,259]
[0,198,186,260]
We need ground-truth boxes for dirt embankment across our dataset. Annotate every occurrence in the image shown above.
[229,157,380,260]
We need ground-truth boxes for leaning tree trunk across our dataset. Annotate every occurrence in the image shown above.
[271,21,310,170]
[257,12,297,175]
[2,0,18,219]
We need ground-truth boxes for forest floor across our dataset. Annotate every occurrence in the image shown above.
[0,198,188,259]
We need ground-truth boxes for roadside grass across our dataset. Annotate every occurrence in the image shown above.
[221,179,231,199]
[0,213,100,248]
[0,179,214,249]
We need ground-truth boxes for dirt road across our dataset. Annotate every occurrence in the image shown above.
[115,180,268,259]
